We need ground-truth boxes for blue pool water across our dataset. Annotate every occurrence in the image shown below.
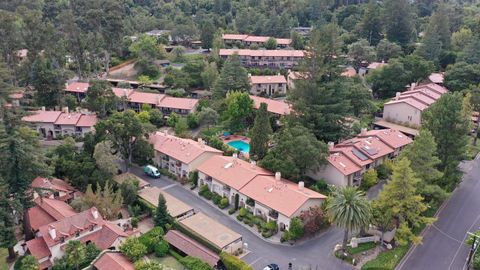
[227,140,250,153]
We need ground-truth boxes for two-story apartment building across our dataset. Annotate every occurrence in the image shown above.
[219,49,304,69]
[249,74,287,96]
[197,155,326,231]
[148,132,223,178]
[25,207,130,269]
[308,129,412,187]
[381,83,448,129]
[222,34,291,48]
[65,82,199,115]
[22,108,97,139]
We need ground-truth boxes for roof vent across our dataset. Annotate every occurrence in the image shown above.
[339,162,346,168]
[298,181,305,190]
[275,172,281,181]
[224,162,233,169]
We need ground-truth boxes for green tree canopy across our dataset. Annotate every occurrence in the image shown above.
[223,91,253,132]
[85,80,118,118]
[154,193,173,230]
[250,103,272,160]
[213,54,249,98]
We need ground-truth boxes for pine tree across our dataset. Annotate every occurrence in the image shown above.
[375,158,435,245]
[359,0,383,46]
[250,103,272,160]
[384,0,414,48]
[0,177,18,259]
[423,93,470,190]
[154,193,172,229]
[213,54,250,99]
[31,56,67,108]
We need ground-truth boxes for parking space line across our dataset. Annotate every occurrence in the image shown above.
[161,183,177,190]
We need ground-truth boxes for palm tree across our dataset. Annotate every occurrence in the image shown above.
[326,186,372,251]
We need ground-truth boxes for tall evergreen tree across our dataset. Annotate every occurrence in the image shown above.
[375,158,435,245]
[85,80,118,118]
[250,103,272,160]
[359,0,383,46]
[423,93,470,190]
[31,56,67,108]
[0,177,19,259]
[154,193,172,230]
[384,0,414,48]
[213,54,250,98]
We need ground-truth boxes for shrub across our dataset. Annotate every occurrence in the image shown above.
[219,198,229,209]
[377,161,393,179]
[361,169,378,190]
[199,185,213,200]
[228,208,237,215]
[288,217,304,241]
[154,240,170,257]
[262,231,273,238]
[220,252,254,270]
[239,208,247,217]
[189,171,199,187]
[265,221,277,232]
[131,217,139,228]
[169,249,184,261]
[139,227,164,253]
[212,193,222,205]
[119,237,148,261]
[180,256,213,270]
[280,231,290,242]
[236,215,243,221]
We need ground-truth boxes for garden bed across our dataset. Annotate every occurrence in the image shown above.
[236,208,277,238]
[361,245,409,270]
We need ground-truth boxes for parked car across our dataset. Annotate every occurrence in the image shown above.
[263,264,279,270]
[144,165,161,178]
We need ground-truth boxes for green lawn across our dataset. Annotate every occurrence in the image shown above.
[347,242,377,255]
[0,249,9,270]
[151,255,183,270]
[361,245,409,270]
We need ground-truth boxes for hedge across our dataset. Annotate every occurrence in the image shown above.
[220,252,254,270]
[174,222,222,254]
[180,256,213,270]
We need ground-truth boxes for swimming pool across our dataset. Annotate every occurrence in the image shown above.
[227,140,250,153]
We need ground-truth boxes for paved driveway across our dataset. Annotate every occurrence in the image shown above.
[397,156,480,270]
[129,166,353,270]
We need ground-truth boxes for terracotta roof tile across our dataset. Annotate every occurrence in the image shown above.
[79,223,128,249]
[158,96,198,111]
[32,177,76,193]
[22,110,62,123]
[94,252,134,270]
[250,95,291,115]
[165,230,220,267]
[219,49,304,58]
[149,132,222,164]
[27,206,56,231]
[250,75,287,84]
[76,114,98,127]
[34,197,77,221]
[240,175,326,218]
[26,237,51,259]
[65,82,89,93]
[197,155,273,190]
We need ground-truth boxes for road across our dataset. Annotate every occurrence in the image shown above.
[397,156,480,270]
[129,166,353,270]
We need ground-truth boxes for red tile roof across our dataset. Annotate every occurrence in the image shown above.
[22,110,62,123]
[428,72,444,84]
[384,83,448,111]
[54,112,83,125]
[159,96,198,111]
[149,132,222,164]
[250,95,291,115]
[244,36,269,43]
[367,61,386,69]
[250,75,287,84]
[76,114,98,127]
[240,175,326,218]
[197,155,273,190]
[38,207,105,247]
[165,230,220,267]
[222,34,248,40]
[34,197,77,221]
[222,34,291,45]
[32,177,76,193]
[79,222,128,249]
[327,129,413,176]
[27,206,56,231]
[341,67,357,77]
[219,49,304,58]
[94,252,134,270]
[128,91,165,105]
[65,82,89,93]
[26,237,51,259]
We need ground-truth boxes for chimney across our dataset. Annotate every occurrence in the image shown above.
[360,128,367,136]
[410,82,416,91]
[248,73,251,78]
[233,153,238,159]
[62,107,69,113]
[328,141,335,150]
[298,181,305,190]
[48,225,56,240]
[123,89,128,97]
[91,207,99,219]
[156,95,162,105]
[275,172,281,181]
[250,160,256,168]
[395,92,401,99]
[41,106,46,111]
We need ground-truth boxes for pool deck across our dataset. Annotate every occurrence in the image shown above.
[220,134,250,144]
